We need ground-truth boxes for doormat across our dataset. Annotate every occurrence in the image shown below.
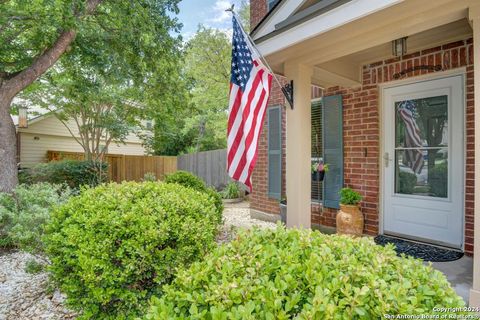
[374,235,464,262]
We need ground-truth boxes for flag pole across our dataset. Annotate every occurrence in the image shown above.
[226,5,295,108]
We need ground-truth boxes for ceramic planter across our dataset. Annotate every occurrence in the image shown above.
[336,204,364,236]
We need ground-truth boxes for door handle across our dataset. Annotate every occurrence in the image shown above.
[384,152,392,167]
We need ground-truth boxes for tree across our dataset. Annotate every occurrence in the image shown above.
[182,26,231,152]
[19,63,145,162]
[0,0,181,192]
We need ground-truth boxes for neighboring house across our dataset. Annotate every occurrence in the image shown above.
[13,113,148,167]
[249,0,480,305]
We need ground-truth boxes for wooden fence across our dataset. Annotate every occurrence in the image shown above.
[47,151,177,183]
[177,149,230,189]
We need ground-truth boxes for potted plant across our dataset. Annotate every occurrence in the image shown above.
[221,182,244,203]
[311,161,329,181]
[279,196,287,224]
[336,188,364,236]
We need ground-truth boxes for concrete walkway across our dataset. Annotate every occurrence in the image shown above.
[432,256,473,303]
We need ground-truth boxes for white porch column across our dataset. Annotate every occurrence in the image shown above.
[284,62,313,228]
[470,4,480,308]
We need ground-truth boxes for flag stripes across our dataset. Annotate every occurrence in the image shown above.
[227,15,273,190]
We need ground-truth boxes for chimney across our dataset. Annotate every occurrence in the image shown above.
[18,106,28,128]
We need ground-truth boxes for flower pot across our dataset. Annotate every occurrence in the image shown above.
[279,202,287,224]
[318,170,325,181]
[336,204,364,236]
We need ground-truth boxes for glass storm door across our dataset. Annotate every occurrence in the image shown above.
[383,75,464,249]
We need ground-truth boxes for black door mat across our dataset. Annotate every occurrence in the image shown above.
[374,235,464,262]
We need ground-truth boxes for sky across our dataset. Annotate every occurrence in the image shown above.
[175,0,244,40]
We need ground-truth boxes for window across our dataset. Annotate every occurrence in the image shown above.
[268,0,280,11]
[311,99,323,202]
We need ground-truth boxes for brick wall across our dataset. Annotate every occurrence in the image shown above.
[250,38,475,254]
[250,0,268,30]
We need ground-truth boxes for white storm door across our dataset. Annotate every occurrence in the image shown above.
[383,75,464,249]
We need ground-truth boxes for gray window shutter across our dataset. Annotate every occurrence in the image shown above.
[322,95,343,209]
[268,105,282,199]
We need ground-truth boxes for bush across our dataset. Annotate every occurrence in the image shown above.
[430,162,448,197]
[339,187,362,205]
[398,171,417,194]
[164,171,223,222]
[221,182,242,199]
[164,170,206,191]
[205,187,224,224]
[22,160,107,190]
[44,182,221,319]
[0,183,72,251]
[142,172,157,182]
[145,227,466,319]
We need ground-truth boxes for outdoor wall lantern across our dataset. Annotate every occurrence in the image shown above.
[18,106,28,128]
[392,37,408,57]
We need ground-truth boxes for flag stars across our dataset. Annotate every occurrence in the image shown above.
[230,16,254,91]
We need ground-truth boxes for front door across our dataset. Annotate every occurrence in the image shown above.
[383,75,464,249]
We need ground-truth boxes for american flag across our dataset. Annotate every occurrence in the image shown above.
[397,100,424,174]
[227,15,272,191]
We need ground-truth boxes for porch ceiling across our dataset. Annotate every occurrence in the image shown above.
[261,0,476,88]
[310,19,473,88]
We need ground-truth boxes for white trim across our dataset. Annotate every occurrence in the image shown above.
[253,0,308,39]
[379,69,466,250]
[255,0,403,56]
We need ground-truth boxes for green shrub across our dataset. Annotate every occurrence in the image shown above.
[205,187,224,224]
[0,183,72,252]
[398,171,417,194]
[164,170,206,191]
[430,162,448,197]
[44,182,220,319]
[22,160,107,190]
[339,187,362,205]
[25,259,45,274]
[164,171,223,221]
[221,182,242,199]
[145,227,466,319]
[142,172,157,182]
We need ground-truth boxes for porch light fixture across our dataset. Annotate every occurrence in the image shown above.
[392,37,407,57]
[18,106,28,128]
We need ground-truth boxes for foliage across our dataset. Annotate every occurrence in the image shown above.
[205,187,224,224]
[145,227,466,319]
[21,63,145,161]
[44,182,221,319]
[430,162,448,197]
[1,0,182,84]
[0,183,72,251]
[339,187,362,206]
[142,172,157,182]
[164,170,207,191]
[398,171,417,194]
[164,171,223,222]
[1,0,183,191]
[221,182,242,199]
[22,160,107,190]
[25,259,45,274]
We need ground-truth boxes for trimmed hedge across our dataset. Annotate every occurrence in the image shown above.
[164,171,223,223]
[164,170,206,191]
[44,182,221,319]
[145,227,466,319]
[20,160,107,190]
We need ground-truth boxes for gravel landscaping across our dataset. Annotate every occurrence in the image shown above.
[0,251,76,320]
[0,201,274,319]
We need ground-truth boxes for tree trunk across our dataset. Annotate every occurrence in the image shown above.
[0,95,17,193]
